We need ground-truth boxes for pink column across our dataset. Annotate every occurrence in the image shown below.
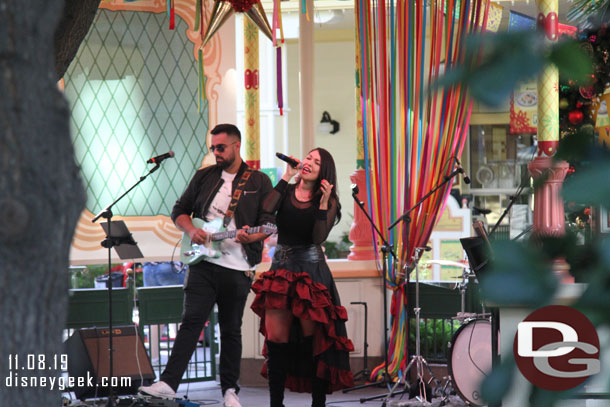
[528,157,569,235]
[348,6,375,260]
[348,169,376,260]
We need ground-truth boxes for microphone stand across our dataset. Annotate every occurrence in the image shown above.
[343,187,409,402]
[91,163,161,407]
[489,187,525,238]
[388,167,464,231]
[379,166,463,403]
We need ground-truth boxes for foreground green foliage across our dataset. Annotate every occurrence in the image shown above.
[437,18,610,407]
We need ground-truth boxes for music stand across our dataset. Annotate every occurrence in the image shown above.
[91,163,162,406]
[100,221,144,260]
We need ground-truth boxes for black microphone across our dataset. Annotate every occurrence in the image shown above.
[275,152,300,168]
[351,184,359,195]
[455,157,471,184]
[147,151,175,164]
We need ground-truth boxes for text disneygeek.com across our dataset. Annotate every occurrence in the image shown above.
[4,353,131,391]
[4,372,131,391]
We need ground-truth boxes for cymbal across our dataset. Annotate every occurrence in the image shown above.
[425,259,469,268]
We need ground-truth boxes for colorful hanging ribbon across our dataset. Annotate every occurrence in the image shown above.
[356,0,489,381]
[273,0,284,115]
[169,0,175,30]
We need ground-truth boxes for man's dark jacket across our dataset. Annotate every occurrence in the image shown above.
[171,161,274,267]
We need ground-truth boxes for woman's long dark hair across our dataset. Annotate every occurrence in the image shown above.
[307,147,342,225]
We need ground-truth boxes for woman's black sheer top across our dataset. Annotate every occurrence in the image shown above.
[264,179,337,245]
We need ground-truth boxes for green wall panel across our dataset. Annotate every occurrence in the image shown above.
[65,10,209,217]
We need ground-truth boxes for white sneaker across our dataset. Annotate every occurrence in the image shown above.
[223,388,242,407]
[138,381,176,399]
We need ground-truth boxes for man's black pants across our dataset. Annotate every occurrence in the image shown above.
[160,261,252,394]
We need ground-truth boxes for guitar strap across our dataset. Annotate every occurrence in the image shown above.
[223,167,253,228]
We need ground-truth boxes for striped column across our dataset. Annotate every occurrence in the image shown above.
[536,0,559,157]
[244,17,260,169]
[528,0,571,281]
[299,0,315,155]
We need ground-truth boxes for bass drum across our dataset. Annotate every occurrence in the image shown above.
[448,318,493,406]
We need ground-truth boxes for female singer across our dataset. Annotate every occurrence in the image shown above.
[251,148,354,407]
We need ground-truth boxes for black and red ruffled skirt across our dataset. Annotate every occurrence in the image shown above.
[250,244,354,393]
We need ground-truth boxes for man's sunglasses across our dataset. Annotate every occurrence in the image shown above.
[210,141,237,153]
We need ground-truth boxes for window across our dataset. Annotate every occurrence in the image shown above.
[468,125,535,238]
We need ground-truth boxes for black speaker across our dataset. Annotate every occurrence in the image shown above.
[64,325,155,400]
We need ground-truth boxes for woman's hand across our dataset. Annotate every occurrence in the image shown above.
[319,179,333,210]
[281,156,300,182]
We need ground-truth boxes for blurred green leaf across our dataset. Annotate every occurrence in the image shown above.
[574,238,610,322]
[434,31,545,107]
[550,40,594,82]
[529,383,583,407]
[480,240,557,307]
[480,358,515,405]
[563,161,610,208]
[538,234,579,260]
[554,127,596,163]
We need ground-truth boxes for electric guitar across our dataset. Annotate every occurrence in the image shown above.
[180,218,277,265]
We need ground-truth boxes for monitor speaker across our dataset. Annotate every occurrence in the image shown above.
[64,325,155,400]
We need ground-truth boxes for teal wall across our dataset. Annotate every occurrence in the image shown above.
[65,9,209,217]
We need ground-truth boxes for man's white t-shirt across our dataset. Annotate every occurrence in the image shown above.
[203,170,254,271]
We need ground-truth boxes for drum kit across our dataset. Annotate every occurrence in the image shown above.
[402,258,495,407]
[382,248,496,407]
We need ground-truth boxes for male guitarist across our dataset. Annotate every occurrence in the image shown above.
[139,123,274,407]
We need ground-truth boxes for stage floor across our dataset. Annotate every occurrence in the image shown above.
[168,380,468,407]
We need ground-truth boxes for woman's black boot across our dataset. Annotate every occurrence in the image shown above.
[311,376,328,407]
[266,340,289,407]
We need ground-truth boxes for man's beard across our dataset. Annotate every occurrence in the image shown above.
[217,156,232,169]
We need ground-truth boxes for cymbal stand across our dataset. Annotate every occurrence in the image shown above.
[381,247,440,407]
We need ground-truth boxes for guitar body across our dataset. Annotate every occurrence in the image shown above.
[180,218,224,265]
[180,218,277,266]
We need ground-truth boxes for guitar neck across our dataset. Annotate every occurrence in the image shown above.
[211,226,262,242]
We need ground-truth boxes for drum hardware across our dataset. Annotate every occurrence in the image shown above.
[444,266,495,406]
[381,247,440,407]
[436,375,455,406]
[425,259,469,269]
